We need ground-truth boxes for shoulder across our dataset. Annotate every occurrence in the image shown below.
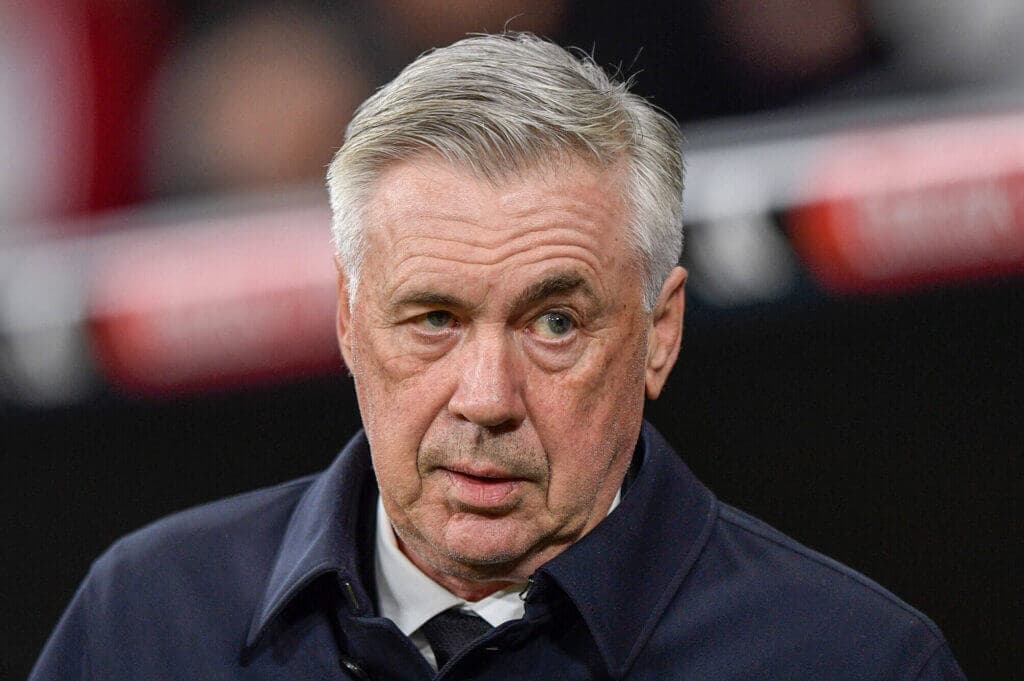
[630,424,964,677]
[79,475,317,632]
[715,503,947,639]
[649,501,963,679]
[96,475,315,577]
[30,475,322,680]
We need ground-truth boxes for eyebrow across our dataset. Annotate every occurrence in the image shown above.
[388,291,472,314]
[509,271,599,314]
[387,270,599,317]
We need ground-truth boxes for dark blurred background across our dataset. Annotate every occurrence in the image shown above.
[3,1,1022,679]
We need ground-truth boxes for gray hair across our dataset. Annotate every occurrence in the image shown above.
[326,32,684,310]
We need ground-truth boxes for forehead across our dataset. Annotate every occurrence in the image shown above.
[359,156,637,303]
[358,157,635,304]
[366,154,627,229]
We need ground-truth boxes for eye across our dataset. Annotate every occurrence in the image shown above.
[531,311,574,339]
[419,310,457,331]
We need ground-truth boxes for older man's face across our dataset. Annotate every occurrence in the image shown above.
[337,156,684,591]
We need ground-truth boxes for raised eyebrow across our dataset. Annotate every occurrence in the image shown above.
[509,271,599,313]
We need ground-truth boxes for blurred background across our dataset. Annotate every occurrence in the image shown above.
[3,1,1022,678]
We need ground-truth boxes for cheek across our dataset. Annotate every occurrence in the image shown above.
[353,320,451,408]
[351,327,455,495]
[530,329,646,423]
[524,330,647,486]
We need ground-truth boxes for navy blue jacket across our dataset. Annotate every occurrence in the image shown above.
[31,423,965,680]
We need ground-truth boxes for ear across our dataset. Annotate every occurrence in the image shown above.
[645,266,687,400]
[335,256,355,372]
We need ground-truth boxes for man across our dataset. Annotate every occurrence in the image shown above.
[32,33,964,680]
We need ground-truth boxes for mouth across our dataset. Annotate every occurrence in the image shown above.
[442,465,526,509]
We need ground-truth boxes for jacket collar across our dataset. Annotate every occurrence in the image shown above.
[245,422,718,677]
[245,431,377,649]
[534,422,718,678]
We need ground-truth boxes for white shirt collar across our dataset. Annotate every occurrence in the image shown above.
[374,489,622,637]
[374,496,526,638]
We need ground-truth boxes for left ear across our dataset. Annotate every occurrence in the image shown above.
[645,266,687,400]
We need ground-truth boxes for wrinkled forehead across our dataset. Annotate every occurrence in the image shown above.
[361,151,634,242]
[357,155,642,306]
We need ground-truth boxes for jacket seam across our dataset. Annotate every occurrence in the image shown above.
[618,495,720,678]
[909,639,949,680]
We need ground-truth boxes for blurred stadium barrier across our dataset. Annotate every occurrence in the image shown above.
[2,108,1022,406]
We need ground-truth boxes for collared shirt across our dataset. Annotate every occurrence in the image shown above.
[373,495,526,668]
[375,492,621,668]
[30,423,965,680]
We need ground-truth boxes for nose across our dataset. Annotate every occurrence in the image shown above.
[447,327,526,429]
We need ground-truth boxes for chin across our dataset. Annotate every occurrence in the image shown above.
[439,518,539,571]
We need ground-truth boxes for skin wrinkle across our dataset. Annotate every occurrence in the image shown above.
[376,202,610,266]
[384,226,606,266]
[381,248,611,332]
[374,301,617,382]
[508,272,600,317]
[384,201,610,239]
[388,245,602,282]
[336,155,686,599]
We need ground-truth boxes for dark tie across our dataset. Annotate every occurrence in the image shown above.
[420,607,494,669]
